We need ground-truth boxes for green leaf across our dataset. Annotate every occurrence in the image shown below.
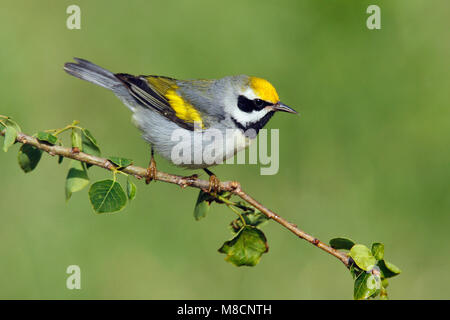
[230,209,269,233]
[330,237,356,250]
[193,190,215,220]
[354,272,381,300]
[36,131,58,144]
[65,160,89,200]
[18,144,42,173]
[218,226,268,267]
[243,208,269,227]
[378,259,401,278]
[89,179,127,213]
[385,261,401,274]
[349,244,377,271]
[126,177,137,200]
[4,118,21,132]
[371,243,384,260]
[71,129,82,149]
[3,126,17,152]
[349,263,363,280]
[81,129,101,157]
[108,156,133,168]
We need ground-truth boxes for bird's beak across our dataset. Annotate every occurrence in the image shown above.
[273,102,298,114]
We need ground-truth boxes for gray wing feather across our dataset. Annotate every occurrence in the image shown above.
[176,79,227,122]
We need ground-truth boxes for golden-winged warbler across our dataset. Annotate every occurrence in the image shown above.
[64,58,297,188]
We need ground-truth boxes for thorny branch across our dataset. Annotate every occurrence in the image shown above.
[1,129,351,267]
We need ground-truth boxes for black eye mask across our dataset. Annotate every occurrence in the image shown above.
[237,95,272,113]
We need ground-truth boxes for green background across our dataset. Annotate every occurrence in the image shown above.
[0,0,449,299]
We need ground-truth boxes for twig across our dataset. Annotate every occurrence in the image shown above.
[1,129,350,267]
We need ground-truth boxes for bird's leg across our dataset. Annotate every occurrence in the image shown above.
[145,146,157,184]
[203,168,221,193]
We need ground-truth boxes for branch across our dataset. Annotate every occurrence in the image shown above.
[2,117,403,299]
[2,129,350,267]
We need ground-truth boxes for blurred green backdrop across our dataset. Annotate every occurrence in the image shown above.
[0,0,449,299]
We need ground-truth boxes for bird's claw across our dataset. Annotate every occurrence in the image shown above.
[145,157,157,184]
[208,174,221,193]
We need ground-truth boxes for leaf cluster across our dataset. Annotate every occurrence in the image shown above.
[330,237,401,300]
[1,118,137,214]
[194,190,269,267]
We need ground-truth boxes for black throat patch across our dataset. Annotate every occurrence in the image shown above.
[232,111,275,137]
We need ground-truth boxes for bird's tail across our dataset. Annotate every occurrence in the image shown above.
[64,58,122,90]
[64,58,138,111]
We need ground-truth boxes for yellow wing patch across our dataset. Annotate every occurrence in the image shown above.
[145,76,204,129]
[165,88,204,128]
[249,77,279,104]
[146,76,175,95]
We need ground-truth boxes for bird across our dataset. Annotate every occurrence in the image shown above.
[64,58,297,190]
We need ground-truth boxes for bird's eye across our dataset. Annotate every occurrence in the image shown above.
[237,96,271,113]
[253,99,271,110]
[254,99,264,107]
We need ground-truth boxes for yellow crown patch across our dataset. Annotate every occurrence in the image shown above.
[249,77,279,104]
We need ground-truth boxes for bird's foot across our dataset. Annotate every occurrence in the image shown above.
[145,157,157,184]
[208,174,221,193]
[203,168,221,193]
